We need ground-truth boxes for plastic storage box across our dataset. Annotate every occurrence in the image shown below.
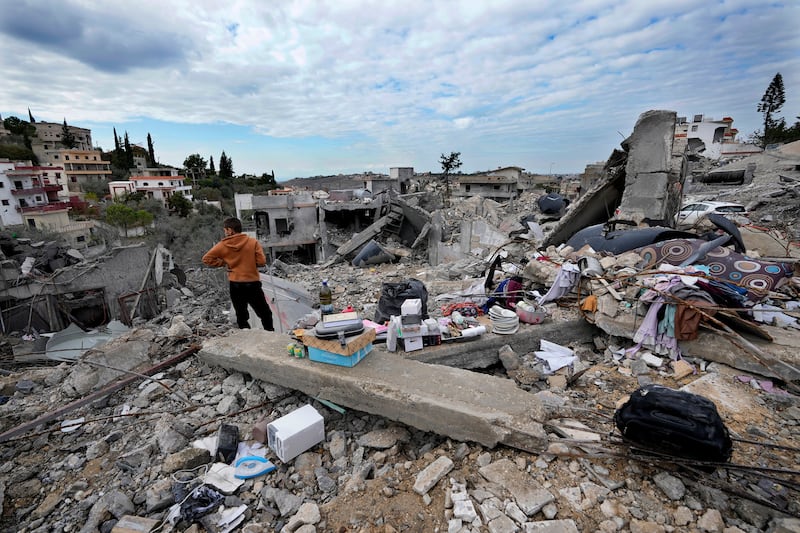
[307,343,373,367]
[267,404,325,462]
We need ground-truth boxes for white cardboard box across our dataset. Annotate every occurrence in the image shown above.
[401,298,423,316]
[267,405,325,462]
[402,336,424,352]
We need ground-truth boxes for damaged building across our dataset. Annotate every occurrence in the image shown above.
[0,239,174,334]
[0,110,799,532]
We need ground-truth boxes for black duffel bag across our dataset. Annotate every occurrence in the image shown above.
[614,384,733,463]
[374,278,429,324]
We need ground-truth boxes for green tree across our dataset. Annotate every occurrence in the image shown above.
[219,151,233,180]
[121,191,146,204]
[196,187,222,202]
[758,73,786,147]
[61,119,77,148]
[147,133,156,165]
[113,127,121,154]
[105,203,155,235]
[209,155,216,175]
[3,116,35,136]
[123,132,134,168]
[439,151,462,207]
[167,193,193,217]
[106,203,139,236]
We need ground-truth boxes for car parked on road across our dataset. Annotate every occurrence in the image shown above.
[676,201,749,227]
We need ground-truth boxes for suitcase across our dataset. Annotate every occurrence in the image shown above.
[314,320,364,340]
[614,384,733,463]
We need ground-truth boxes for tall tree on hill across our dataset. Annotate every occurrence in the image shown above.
[61,119,77,148]
[183,153,207,187]
[113,127,121,154]
[439,151,462,207]
[123,132,134,169]
[758,73,786,148]
[28,108,36,123]
[147,133,156,165]
[219,151,233,180]
[209,156,216,175]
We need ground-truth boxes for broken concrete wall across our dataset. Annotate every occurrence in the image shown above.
[0,244,155,331]
[614,110,688,227]
[541,150,627,248]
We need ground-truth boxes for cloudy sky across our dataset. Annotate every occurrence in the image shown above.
[1,1,797,180]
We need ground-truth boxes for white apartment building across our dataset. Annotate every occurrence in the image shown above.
[0,159,74,229]
[675,114,762,159]
[108,172,193,209]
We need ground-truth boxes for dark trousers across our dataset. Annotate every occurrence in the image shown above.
[230,281,274,331]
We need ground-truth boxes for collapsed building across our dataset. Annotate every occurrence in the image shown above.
[0,110,799,532]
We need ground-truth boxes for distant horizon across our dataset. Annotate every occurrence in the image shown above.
[2,2,796,180]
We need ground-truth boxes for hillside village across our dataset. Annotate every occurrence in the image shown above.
[0,110,799,533]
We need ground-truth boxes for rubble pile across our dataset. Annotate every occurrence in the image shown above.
[0,136,799,532]
[0,245,799,532]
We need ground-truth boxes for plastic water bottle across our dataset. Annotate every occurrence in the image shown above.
[320,280,333,315]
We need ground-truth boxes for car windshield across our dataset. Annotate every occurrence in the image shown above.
[716,206,745,213]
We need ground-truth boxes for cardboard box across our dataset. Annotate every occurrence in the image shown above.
[401,336,423,352]
[267,404,325,462]
[307,343,372,367]
[302,327,376,356]
[321,311,361,327]
[401,298,422,316]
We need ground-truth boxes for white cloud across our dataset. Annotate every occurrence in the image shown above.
[1,0,798,176]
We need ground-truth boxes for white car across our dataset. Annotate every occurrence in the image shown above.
[676,201,749,227]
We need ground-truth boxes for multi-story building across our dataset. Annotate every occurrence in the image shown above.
[30,121,93,165]
[48,149,113,197]
[453,166,524,203]
[0,159,93,246]
[108,166,193,209]
[675,114,762,159]
[363,167,413,194]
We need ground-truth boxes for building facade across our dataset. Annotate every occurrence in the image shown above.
[108,173,193,208]
[675,114,762,159]
[0,159,93,245]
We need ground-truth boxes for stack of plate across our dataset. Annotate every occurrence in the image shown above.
[489,305,519,335]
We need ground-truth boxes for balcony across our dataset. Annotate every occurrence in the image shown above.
[16,202,72,213]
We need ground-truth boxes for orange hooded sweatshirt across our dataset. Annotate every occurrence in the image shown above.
[202,233,266,282]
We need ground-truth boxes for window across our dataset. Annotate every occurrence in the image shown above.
[13,181,22,189]
[1,200,8,206]
[275,218,292,236]
[56,173,61,178]
[71,177,77,182]
[65,155,70,160]
[77,235,86,242]
[27,219,36,229]
[0,182,4,188]
[465,184,471,192]
[36,196,42,202]
[691,125,698,132]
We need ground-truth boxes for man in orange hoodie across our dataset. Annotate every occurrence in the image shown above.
[203,217,274,331]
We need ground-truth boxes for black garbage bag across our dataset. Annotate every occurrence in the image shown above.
[374,279,429,324]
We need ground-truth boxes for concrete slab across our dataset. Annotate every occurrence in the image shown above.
[199,329,550,452]
[405,319,596,369]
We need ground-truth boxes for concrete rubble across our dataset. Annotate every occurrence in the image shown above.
[0,113,799,532]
